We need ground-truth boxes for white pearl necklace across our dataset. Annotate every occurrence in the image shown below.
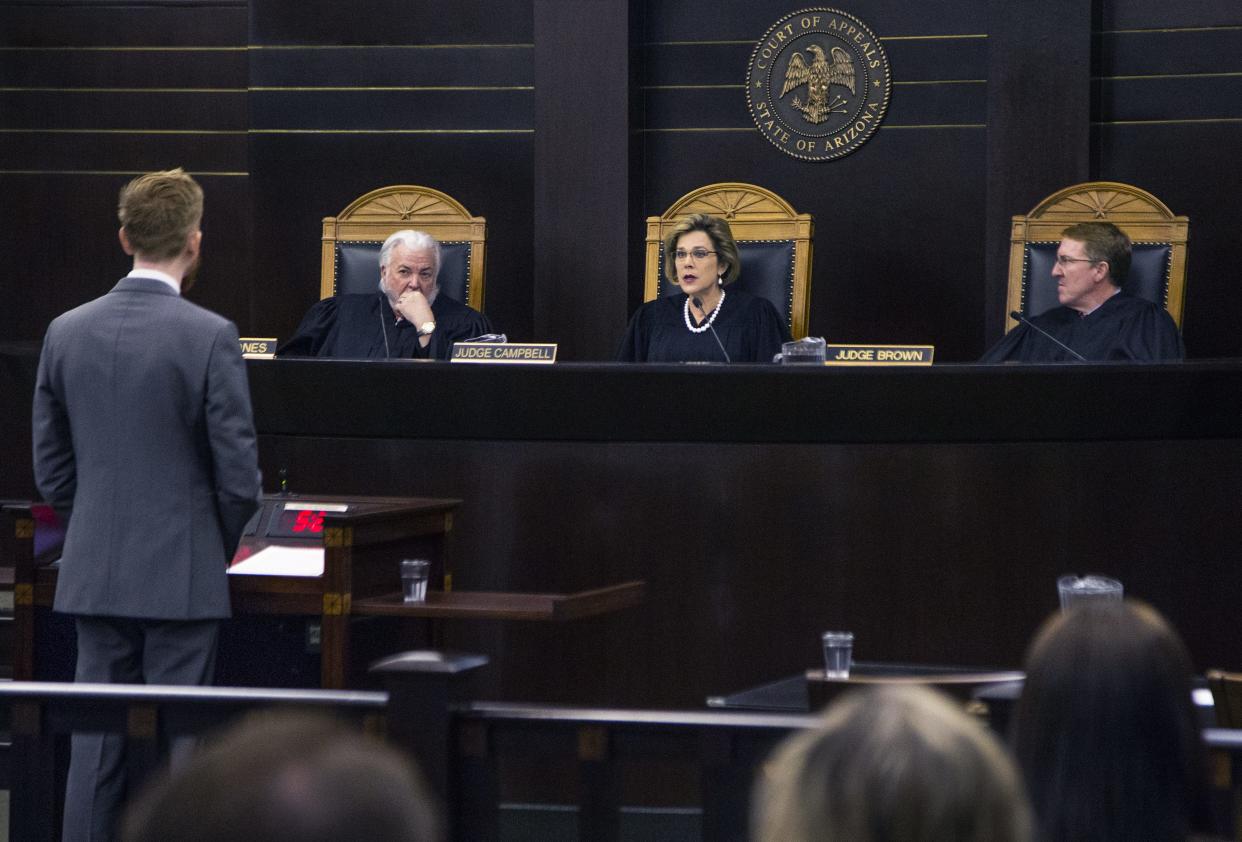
[683,288,726,334]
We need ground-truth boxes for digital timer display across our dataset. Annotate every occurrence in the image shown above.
[280,508,325,534]
[263,502,348,539]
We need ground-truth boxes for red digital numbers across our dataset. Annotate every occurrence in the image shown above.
[291,509,325,533]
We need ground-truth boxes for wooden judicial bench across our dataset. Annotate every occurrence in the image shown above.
[1,496,644,690]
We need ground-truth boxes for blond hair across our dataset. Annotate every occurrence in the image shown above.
[662,213,742,285]
[753,684,1032,842]
[117,168,203,261]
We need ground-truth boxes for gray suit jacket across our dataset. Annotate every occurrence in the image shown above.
[33,276,261,620]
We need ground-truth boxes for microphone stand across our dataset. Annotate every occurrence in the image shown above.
[692,296,732,363]
[1009,310,1086,362]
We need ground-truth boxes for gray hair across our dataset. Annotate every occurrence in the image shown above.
[378,229,442,280]
[753,684,1032,842]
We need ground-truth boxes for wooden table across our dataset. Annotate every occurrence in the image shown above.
[3,498,646,689]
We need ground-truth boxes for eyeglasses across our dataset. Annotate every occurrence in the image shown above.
[674,248,718,262]
[1056,255,1102,267]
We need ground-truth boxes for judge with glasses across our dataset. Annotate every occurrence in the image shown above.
[981,221,1184,363]
[617,213,788,363]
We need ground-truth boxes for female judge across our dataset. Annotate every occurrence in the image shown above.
[616,214,789,363]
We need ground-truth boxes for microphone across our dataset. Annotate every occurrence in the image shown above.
[378,294,392,358]
[1009,310,1086,362]
[693,296,732,363]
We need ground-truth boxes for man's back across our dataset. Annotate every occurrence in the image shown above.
[35,276,260,620]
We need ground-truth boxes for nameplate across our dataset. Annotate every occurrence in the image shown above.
[824,345,934,366]
[239,337,278,358]
[451,343,558,364]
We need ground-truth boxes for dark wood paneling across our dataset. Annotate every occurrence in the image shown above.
[239,359,1242,705]
[0,343,39,499]
[643,81,984,129]
[1092,5,1242,360]
[643,128,986,358]
[0,133,248,173]
[1101,28,1242,75]
[0,49,248,87]
[0,0,250,338]
[0,91,247,130]
[254,423,1242,706]
[245,360,1242,444]
[0,173,252,339]
[245,2,535,343]
[533,0,639,359]
[642,0,989,40]
[984,0,1092,347]
[1101,1,1242,31]
[642,39,987,93]
[250,0,532,45]
[247,45,534,87]
[1100,77,1242,122]
[1098,123,1242,359]
[0,2,246,47]
[638,6,990,359]
[248,133,533,342]
[249,90,533,131]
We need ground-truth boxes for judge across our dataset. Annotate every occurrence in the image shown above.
[616,214,789,363]
[278,229,492,360]
[981,221,1184,363]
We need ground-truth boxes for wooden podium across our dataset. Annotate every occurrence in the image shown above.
[3,496,644,689]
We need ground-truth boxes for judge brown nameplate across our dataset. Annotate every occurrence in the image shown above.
[451,343,557,364]
[824,344,934,365]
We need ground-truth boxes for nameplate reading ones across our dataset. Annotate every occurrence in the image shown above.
[239,337,278,358]
[823,344,934,365]
[451,343,558,364]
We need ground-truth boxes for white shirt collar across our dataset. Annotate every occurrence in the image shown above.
[127,268,181,295]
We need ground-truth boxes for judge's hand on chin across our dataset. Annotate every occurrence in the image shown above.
[393,289,435,348]
[393,289,434,326]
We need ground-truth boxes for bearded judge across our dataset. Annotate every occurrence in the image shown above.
[278,229,492,360]
[981,222,1184,363]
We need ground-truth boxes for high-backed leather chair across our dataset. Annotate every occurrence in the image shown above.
[1006,181,1188,330]
[645,183,814,339]
[320,185,486,311]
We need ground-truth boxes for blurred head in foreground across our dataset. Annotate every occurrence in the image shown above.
[122,711,441,842]
[1012,600,1211,842]
[753,683,1032,842]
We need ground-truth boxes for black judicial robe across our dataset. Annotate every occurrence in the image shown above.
[980,291,1184,363]
[277,292,493,361]
[616,289,789,363]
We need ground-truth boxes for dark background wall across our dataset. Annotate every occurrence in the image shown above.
[2,0,1239,360]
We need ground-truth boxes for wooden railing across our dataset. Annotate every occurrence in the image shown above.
[3,654,1242,841]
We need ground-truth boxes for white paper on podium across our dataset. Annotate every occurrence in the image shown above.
[228,545,324,577]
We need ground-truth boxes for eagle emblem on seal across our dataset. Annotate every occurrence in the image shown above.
[779,44,856,125]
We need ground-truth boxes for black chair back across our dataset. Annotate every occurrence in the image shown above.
[1021,241,1173,317]
[334,240,475,305]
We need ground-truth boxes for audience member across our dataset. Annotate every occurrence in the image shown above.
[752,683,1032,842]
[1012,600,1214,842]
[121,712,441,842]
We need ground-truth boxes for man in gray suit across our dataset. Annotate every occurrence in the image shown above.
[33,168,262,841]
